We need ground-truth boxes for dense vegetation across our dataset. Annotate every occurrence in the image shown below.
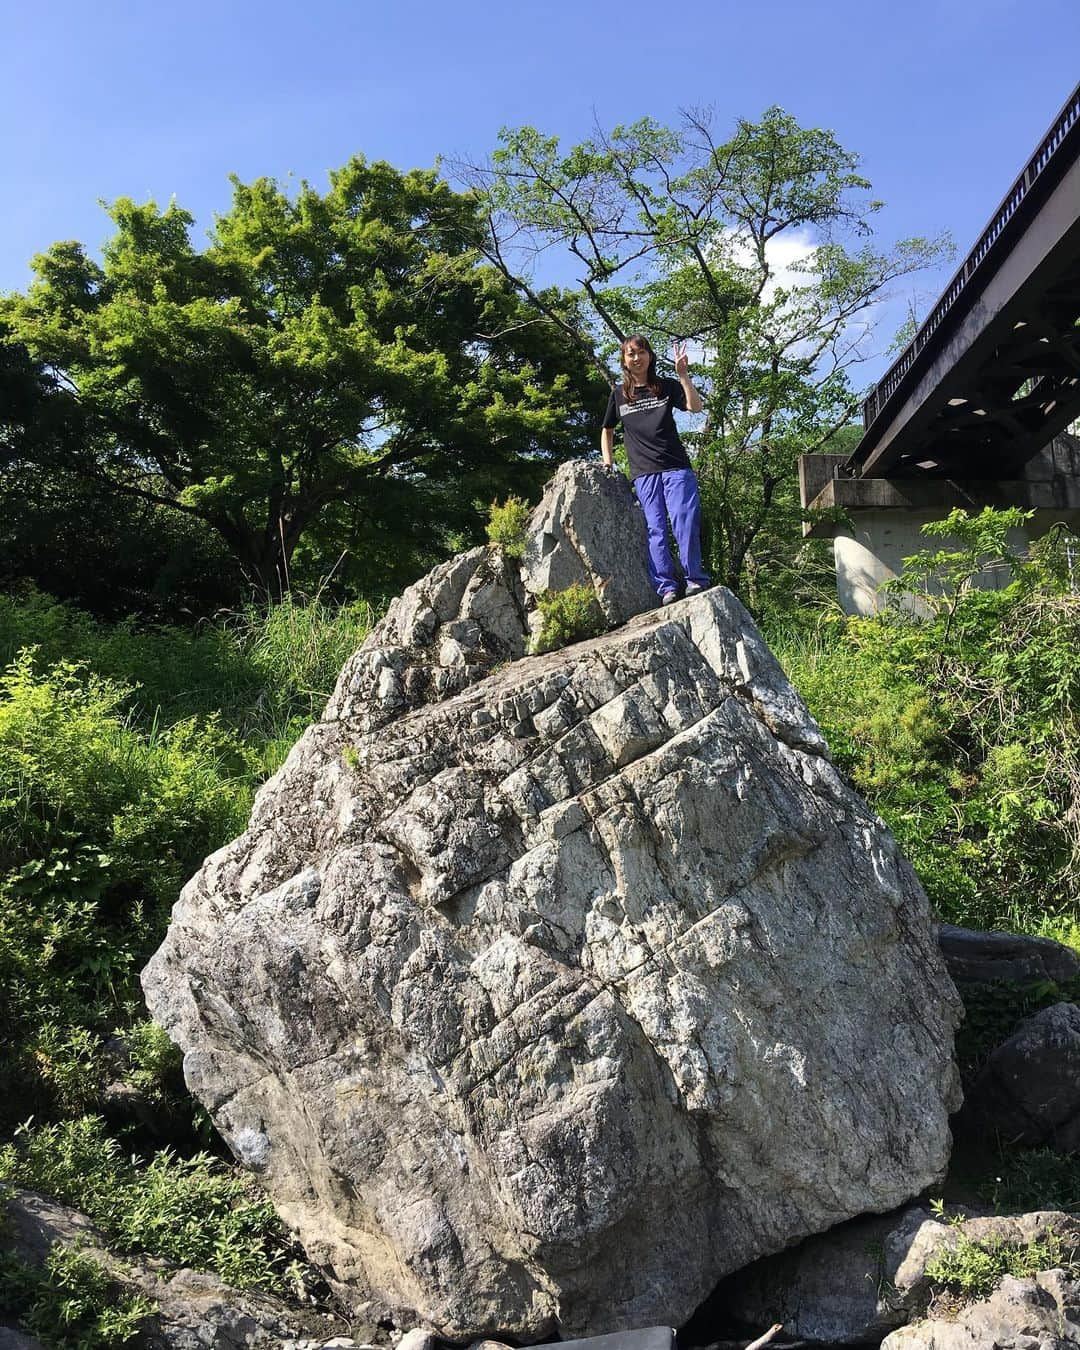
[771,511,1080,945]
[0,593,375,1324]
[2,107,1078,1343]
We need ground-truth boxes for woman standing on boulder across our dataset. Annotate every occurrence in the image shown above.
[600,335,710,604]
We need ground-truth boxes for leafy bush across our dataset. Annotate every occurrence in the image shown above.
[0,591,379,1130]
[0,1116,293,1292]
[770,514,1080,937]
[0,1243,155,1349]
[120,1021,186,1107]
[0,592,376,1303]
[0,652,254,1126]
[485,495,531,560]
[924,1227,1076,1301]
[0,589,252,725]
[0,587,377,736]
[531,584,606,654]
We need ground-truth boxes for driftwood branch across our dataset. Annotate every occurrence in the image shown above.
[744,1323,784,1350]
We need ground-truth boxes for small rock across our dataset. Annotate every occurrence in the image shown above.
[396,1331,434,1350]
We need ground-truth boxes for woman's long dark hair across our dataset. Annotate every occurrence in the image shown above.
[620,335,663,403]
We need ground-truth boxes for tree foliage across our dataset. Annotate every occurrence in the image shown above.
[473,108,952,598]
[3,160,605,595]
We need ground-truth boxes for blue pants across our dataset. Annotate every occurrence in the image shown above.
[634,468,710,597]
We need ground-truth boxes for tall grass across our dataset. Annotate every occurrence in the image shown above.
[0,588,378,737]
[0,589,381,1131]
[222,594,379,769]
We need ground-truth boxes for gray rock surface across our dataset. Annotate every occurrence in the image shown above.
[326,547,528,730]
[725,1209,1080,1345]
[4,1189,358,1350]
[722,1206,933,1343]
[519,460,657,631]
[882,1269,1080,1350]
[395,1331,435,1350]
[326,461,659,735]
[938,925,1080,987]
[961,1003,1080,1151]
[144,549,961,1340]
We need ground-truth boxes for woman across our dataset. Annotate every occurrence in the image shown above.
[600,335,710,604]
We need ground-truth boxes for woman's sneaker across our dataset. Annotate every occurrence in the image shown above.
[685,581,710,595]
[660,592,678,605]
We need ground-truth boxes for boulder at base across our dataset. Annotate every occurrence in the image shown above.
[882,1270,1080,1350]
[722,1208,1080,1346]
[960,1002,1080,1151]
[144,549,961,1341]
[4,1189,358,1350]
[938,925,1080,987]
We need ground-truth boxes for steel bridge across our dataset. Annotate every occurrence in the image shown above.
[846,81,1080,482]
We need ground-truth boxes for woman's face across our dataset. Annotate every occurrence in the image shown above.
[622,341,651,382]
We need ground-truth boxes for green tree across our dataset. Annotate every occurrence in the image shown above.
[0,323,239,619]
[4,159,604,595]
[473,108,952,599]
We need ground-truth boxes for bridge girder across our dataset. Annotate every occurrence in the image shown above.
[849,84,1080,483]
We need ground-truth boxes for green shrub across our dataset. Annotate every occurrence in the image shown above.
[0,589,252,726]
[0,587,377,737]
[0,1243,155,1349]
[485,496,531,560]
[0,587,380,1130]
[924,1227,1076,1302]
[531,584,606,654]
[120,1021,185,1106]
[768,517,1080,937]
[0,652,251,1126]
[0,1116,293,1292]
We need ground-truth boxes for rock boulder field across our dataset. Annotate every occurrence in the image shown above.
[143,463,962,1342]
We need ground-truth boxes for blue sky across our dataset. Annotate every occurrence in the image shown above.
[4,0,1078,383]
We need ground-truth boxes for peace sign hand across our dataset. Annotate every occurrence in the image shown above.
[673,340,690,377]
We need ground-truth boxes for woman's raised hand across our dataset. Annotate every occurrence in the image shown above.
[673,340,690,377]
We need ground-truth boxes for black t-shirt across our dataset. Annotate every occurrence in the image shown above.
[603,376,691,479]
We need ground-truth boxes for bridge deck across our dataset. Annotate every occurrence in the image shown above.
[849,82,1080,482]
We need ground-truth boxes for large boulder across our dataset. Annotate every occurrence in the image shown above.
[143,539,961,1341]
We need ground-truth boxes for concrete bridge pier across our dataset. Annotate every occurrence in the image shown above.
[800,433,1080,616]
